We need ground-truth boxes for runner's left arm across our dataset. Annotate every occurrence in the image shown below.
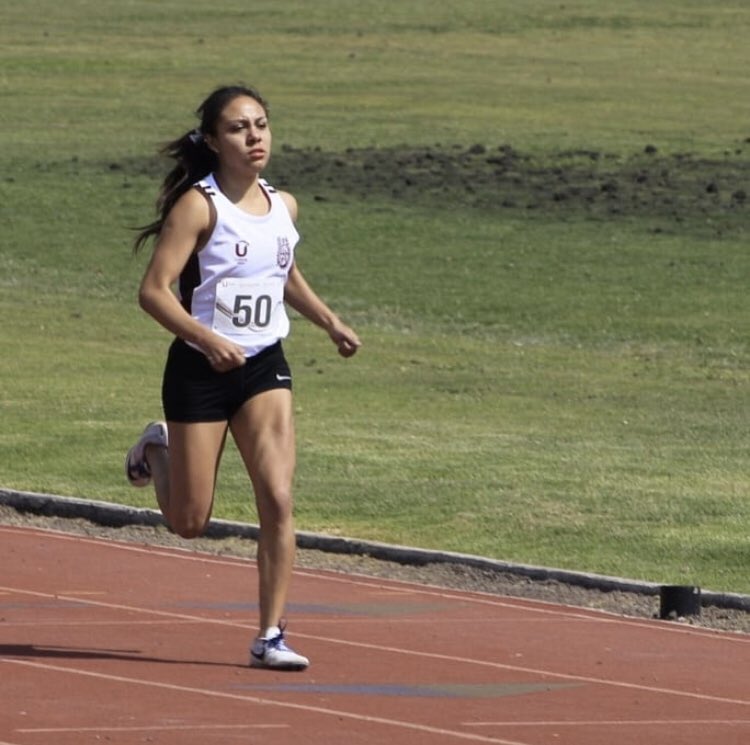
[284,264,361,358]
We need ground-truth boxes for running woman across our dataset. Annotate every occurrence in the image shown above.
[125,84,361,671]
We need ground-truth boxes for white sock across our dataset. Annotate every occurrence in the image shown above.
[260,626,280,640]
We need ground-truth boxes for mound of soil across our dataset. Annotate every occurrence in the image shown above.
[265,141,749,234]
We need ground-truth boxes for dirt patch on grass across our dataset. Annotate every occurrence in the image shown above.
[265,141,749,234]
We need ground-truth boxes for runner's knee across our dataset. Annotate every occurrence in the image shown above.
[168,508,212,539]
[257,488,294,526]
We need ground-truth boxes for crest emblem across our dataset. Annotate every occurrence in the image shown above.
[277,237,291,268]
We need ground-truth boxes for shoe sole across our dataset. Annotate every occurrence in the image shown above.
[125,447,151,487]
[250,655,309,671]
[125,421,168,487]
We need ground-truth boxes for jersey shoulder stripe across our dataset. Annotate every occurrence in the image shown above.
[196,180,218,197]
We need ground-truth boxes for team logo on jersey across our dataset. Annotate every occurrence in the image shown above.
[235,241,249,259]
[277,237,291,268]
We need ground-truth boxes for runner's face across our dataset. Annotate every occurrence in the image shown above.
[207,95,271,173]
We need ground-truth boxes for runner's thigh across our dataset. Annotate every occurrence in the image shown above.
[230,389,295,501]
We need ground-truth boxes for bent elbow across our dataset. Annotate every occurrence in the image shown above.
[137,291,150,315]
[138,283,157,314]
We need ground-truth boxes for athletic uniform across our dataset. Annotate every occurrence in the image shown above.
[162,174,299,422]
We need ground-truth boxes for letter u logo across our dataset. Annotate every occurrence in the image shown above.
[235,241,249,257]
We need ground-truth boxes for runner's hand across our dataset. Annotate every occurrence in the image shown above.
[202,336,247,372]
[329,322,361,358]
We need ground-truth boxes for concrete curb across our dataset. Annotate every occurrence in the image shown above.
[2,488,748,612]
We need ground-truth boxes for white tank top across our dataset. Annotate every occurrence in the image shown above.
[178,174,299,358]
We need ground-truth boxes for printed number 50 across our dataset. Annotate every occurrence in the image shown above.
[232,294,272,328]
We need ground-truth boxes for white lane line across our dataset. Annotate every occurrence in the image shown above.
[464,719,750,727]
[18,724,288,733]
[290,629,750,707]
[2,658,531,745]
[56,591,106,596]
[0,619,203,627]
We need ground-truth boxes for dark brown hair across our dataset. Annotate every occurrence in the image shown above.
[133,84,269,252]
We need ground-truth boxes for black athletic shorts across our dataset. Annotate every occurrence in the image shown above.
[162,338,292,423]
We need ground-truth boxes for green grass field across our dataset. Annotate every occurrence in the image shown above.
[1,0,749,593]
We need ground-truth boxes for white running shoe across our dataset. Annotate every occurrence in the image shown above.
[125,421,168,487]
[250,623,309,671]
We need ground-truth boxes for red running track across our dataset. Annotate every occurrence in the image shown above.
[0,524,748,745]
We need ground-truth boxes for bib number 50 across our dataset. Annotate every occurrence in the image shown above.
[232,294,272,329]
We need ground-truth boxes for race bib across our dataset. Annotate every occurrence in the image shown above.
[212,278,283,337]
